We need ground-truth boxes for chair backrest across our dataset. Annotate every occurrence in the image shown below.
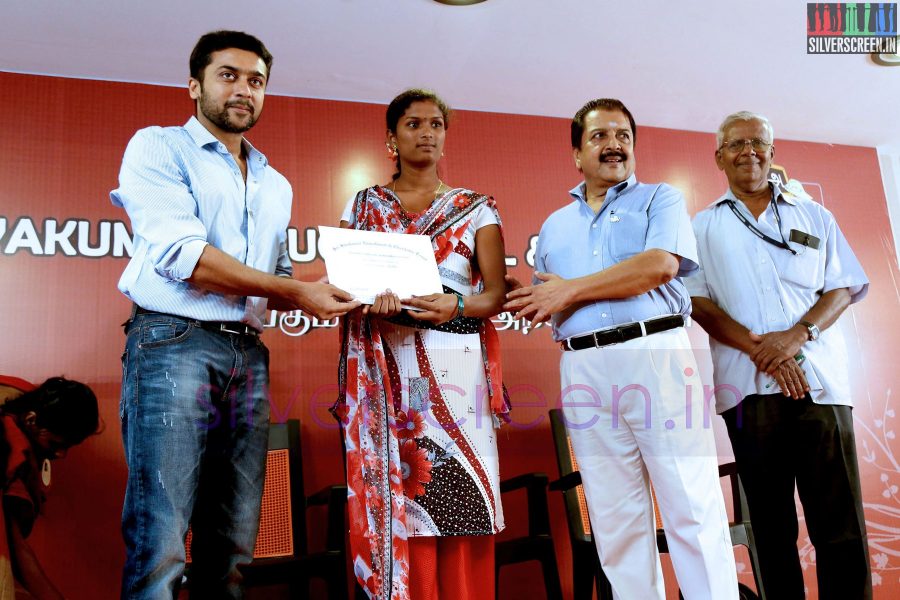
[549,408,593,543]
[649,485,664,531]
[549,409,665,540]
[186,419,304,561]
[258,419,304,558]
[718,461,750,525]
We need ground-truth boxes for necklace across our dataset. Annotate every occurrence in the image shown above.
[387,179,445,213]
[388,179,444,195]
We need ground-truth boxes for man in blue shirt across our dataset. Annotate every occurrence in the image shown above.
[687,111,871,599]
[506,99,738,599]
[110,31,359,599]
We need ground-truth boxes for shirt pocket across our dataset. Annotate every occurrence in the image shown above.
[610,208,649,261]
[779,246,822,290]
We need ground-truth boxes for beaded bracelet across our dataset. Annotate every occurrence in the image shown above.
[454,293,465,319]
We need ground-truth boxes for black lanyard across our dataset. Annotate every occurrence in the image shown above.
[725,197,797,255]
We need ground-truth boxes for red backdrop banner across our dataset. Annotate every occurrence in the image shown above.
[1,72,898,598]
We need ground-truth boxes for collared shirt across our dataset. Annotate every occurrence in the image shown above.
[686,184,869,411]
[110,117,293,331]
[534,175,699,342]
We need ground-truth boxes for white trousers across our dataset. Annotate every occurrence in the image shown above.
[560,327,738,600]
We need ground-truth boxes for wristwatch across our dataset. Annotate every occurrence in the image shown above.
[799,320,820,341]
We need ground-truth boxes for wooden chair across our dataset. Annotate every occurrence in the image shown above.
[186,419,350,598]
[494,472,564,600]
[547,408,765,600]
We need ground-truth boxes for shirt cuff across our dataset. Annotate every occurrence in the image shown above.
[158,240,208,282]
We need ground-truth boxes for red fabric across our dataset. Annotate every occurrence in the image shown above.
[0,379,39,504]
[0,381,42,598]
[408,536,495,600]
[0,416,41,525]
[0,377,34,393]
[1,417,32,484]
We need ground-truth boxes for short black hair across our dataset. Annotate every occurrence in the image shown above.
[189,30,274,84]
[2,377,100,447]
[571,98,637,149]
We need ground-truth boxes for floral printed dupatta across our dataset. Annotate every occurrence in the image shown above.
[334,185,510,600]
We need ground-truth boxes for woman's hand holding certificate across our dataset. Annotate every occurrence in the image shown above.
[317,226,443,308]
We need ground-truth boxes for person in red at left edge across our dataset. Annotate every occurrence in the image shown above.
[0,375,100,599]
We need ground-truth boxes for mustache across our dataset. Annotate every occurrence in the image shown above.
[599,151,627,162]
[226,100,254,111]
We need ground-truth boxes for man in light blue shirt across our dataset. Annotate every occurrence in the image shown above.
[111,31,358,599]
[506,99,738,599]
[687,111,871,599]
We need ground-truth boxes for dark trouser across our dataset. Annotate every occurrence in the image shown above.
[120,312,271,599]
[722,394,871,600]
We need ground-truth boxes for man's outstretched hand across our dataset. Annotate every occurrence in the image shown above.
[289,281,361,320]
[503,272,570,325]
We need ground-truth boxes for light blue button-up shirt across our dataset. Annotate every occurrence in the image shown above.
[535,175,699,342]
[686,184,868,411]
[110,117,293,331]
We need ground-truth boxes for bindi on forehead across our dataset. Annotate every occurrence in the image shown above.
[587,111,630,130]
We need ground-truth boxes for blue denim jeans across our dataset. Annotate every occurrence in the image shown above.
[120,312,271,599]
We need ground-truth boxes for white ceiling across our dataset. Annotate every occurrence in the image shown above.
[3,0,897,148]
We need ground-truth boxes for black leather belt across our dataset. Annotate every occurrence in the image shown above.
[132,305,259,337]
[561,315,684,351]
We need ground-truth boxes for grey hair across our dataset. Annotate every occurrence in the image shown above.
[716,111,775,148]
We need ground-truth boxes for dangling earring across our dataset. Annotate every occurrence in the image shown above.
[41,459,52,486]
[386,142,398,159]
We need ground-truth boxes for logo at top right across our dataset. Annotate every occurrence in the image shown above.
[807,3,898,53]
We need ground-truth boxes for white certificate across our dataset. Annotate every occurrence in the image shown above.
[317,226,443,305]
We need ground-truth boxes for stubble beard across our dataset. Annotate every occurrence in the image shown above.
[198,89,257,134]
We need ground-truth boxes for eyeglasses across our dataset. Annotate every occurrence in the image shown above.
[719,138,772,154]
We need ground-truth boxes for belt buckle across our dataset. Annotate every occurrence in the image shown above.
[220,323,246,336]
[591,331,603,349]
[638,320,648,337]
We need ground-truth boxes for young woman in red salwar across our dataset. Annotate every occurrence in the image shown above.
[334,89,510,600]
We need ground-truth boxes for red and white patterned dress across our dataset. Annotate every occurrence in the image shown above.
[334,185,510,600]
